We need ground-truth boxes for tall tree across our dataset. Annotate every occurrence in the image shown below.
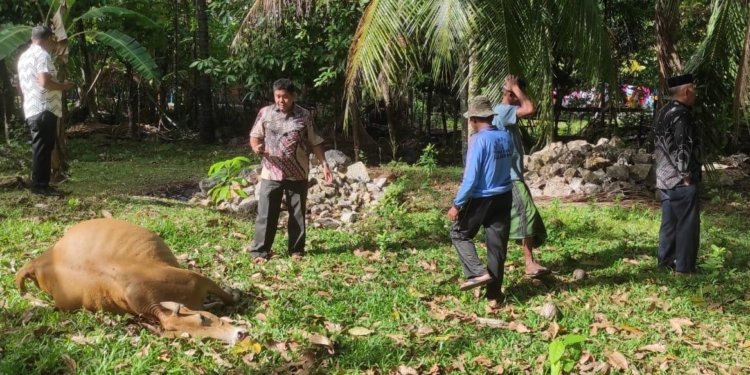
[655,0,683,101]
[195,0,215,143]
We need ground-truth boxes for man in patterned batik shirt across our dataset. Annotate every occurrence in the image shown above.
[17,25,74,196]
[654,73,702,275]
[248,79,333,262]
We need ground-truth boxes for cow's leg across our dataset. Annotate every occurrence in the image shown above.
[195,273,235,305]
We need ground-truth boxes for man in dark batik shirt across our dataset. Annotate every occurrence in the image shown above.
[653,73,701,275]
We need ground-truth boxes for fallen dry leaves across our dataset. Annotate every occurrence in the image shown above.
[308,334,334,354]
[348,327,373,336]
[606,351,629,371]
[669,318,694,335]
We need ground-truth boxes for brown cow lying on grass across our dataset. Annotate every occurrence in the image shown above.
[15,218,248,344]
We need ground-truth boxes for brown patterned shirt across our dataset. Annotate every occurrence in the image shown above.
[250,104,324,181]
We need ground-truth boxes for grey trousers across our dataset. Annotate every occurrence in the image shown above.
[450,191,512,300]
[249,179,308,258]
[658,184,700,273]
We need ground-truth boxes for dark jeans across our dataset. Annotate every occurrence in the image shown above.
[26,111,58,188]
[249,179,308,258]
[658,184,700,273]
[450,191,512,300]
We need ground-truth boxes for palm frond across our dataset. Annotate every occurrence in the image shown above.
[231,0,315,50]
[75,6,160,29]
[90,30,160,83]
[418,0,474,84]
[0,25,31,61]
[685,0,748,156]
[344,0,413,125]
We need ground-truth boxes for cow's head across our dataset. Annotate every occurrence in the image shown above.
[159,302,248,344]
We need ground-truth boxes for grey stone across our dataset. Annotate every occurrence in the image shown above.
[629,164,652,181]
[242,185,255,196]
[317,218,341,229]
[609,136,624,148]
[582,183,602,195]
[606,164,630,181]
[236,198,258,215]
[341,211,358,224]
[584,156,610,170]
[527,156,545,172]
[345,161,370,182]
[566,139,591,152]
[325,149,352,168]
[199,178,219,195]
[569,177,584,192]
[563,168,579,182]
[548,163,567,177]
[543,176,574,197]
[632,152,652,164]
[373,177,388,189]
[596,138,609,146]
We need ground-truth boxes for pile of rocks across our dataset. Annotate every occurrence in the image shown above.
[192,150,389,229]
[523,137,655,197]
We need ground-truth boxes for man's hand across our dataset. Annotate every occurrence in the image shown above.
[504,75,519,90]
[252,142,265,155]
[447,206,460,222]
[683,175,692,186]
[322,163,333,185]
[62,81,75,91]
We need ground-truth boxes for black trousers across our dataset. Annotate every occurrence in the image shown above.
[249,179,308,258]
[26,111,58,188]
[658,184,700,273]
[450,191,512,300]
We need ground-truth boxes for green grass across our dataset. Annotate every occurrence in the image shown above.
[1,139,748,374]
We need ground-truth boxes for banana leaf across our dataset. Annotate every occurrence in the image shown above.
[91,29,160,83]
[0,25,32,61]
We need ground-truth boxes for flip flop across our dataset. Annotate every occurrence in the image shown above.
[525,268,551,278]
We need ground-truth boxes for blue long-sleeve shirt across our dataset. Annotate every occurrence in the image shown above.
[453,127,513,208]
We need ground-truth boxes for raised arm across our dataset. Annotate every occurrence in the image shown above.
[506,75,535,118]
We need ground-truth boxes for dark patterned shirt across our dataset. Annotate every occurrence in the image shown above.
[653,100,701,190]
[250,104,324,181]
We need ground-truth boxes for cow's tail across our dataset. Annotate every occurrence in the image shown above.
[15,261,37,294]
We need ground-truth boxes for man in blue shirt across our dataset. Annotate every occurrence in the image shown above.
[493,75,550,278]
[448,96,513,300]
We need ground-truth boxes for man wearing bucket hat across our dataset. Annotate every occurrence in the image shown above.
[654,73,701,275]
[448,96,513,301]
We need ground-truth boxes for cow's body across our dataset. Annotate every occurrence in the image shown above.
[16,219,246,343]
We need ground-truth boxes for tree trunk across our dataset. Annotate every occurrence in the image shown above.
[126,64,138,138]
[732,8,750,141]
[425,83,433,137]
[0,62,14,144]
[381,80,399,161]
[77,25,97,117]
[195,0,215,143]
[655,0,683,104]
[462,51,479,164]
[440,95,448,143]
[50,47,69,182]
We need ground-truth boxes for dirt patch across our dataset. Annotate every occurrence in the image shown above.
[139,181,199,201]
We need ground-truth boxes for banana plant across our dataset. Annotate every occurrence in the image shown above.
[0,2,160,84]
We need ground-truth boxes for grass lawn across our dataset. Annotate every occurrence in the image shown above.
[0,138,748,374]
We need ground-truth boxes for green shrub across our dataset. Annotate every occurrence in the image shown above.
[416,143,438,175]
[206,156,253,204]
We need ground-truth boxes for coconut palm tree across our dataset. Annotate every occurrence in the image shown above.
[236,0,616,153]
[682,0,749,151]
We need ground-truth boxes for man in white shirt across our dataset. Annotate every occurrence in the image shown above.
[17,25,74,196]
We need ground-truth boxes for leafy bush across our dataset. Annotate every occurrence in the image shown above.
[547,334,586,375]
[416,143,438,175]
[206,156,252,204]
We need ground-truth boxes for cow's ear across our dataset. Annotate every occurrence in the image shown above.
[160,301,183,315]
